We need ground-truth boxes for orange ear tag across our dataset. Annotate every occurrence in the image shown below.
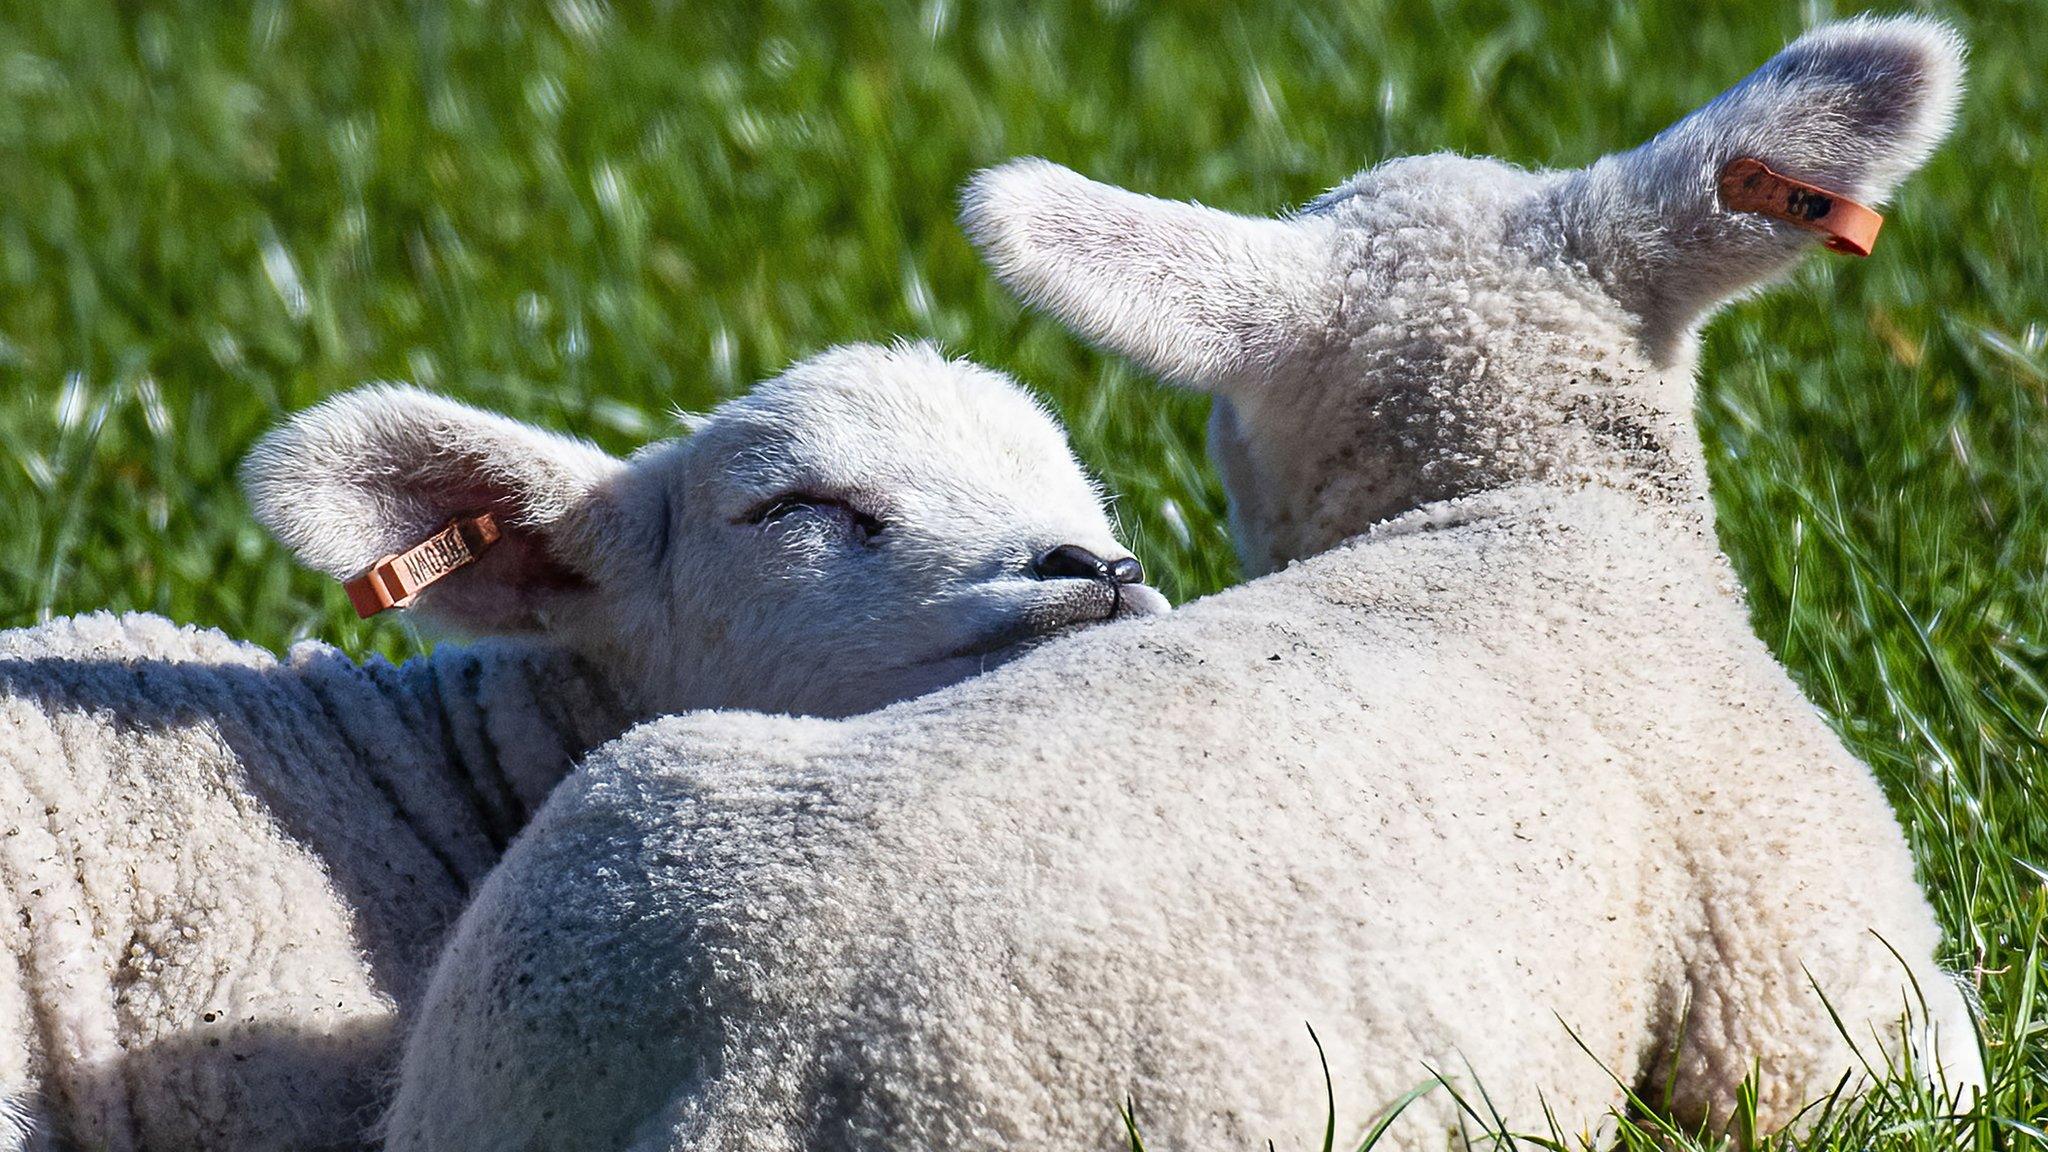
[343,513,503,618]
[1717,157,1884,257]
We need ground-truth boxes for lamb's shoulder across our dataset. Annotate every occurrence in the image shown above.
[0,612,310,879]
[0,614,400,1148]
[0,612,469,939]
[385,708,841,1151]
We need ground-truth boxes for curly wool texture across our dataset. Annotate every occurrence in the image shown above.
[0,344,1161,1151]
[0,615,621,1152]
[386,17,1982,1152]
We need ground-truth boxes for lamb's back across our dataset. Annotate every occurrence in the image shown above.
[0,611,459,1150]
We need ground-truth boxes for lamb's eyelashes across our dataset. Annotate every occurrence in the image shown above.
[739,491,888,543]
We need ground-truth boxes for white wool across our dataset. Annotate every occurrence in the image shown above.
[385,18,1981,1151]
[0,343,1162,1151]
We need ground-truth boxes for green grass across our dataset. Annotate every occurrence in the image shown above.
[1,0,2042,1146]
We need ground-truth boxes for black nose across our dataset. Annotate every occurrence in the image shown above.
[1031,545,1145,586]
[1032,544,1110,583]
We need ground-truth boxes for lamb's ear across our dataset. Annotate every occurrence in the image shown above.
[240,385,635,635]
[1554,16,1964,356]
[961,158,1332,391]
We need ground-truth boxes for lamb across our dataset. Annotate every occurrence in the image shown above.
[384,16,1983,1151]
[0,340,1165,1152]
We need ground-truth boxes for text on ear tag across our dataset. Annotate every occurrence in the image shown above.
[343,513,503,618]
[1717,157,1884,257]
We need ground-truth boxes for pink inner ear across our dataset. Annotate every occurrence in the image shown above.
[393,471,596,635]
[407,527,592,636]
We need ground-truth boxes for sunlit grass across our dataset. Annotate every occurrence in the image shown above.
[0,1,2041,1145]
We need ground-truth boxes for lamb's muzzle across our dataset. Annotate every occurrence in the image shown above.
[939,549,1165,663]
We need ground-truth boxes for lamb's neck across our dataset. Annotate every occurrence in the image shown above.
[1267,447,1717,580]
[269,637,635,1005]
[1237,324,1717,571]
[1356,474,1715,550]
[1391,361,1716,529]
[392,640,635,856]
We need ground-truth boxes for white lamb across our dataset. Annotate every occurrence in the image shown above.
[386,16,1982,1151]
[0,341,1164,1152]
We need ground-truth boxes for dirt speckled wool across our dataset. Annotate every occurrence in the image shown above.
[385,17,1978,1151]
[0,344,1162,1152]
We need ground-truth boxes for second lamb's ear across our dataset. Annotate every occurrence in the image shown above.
[961,159,1333,391]
[240,385,632,635]
[1553,15,1964,358]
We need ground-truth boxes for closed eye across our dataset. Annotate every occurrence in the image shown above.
[740,492,887,541]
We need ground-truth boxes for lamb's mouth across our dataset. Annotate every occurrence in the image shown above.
[937,583,1165,664]
[942,606,1122,660]
[942,619,1093,663]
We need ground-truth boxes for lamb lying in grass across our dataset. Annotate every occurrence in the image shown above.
[385,17,1981,1151]
[0,341,1164,1152]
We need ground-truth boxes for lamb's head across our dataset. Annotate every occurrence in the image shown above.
[964,16,1962,574]
[240,342,1165,717]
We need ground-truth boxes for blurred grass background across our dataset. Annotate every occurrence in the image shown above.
[0,0,2042,1142]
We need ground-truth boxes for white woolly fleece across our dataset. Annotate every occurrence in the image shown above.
[385,17,1980,1152]
[0,344,1163,1151]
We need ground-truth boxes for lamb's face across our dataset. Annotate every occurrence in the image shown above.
[242,342,1165,722]
[964,16,1963,573]
[622,343,1166,716]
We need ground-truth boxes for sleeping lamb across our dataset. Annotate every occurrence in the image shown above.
[0,341,1164,1152]
[385,16,1981,1152]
